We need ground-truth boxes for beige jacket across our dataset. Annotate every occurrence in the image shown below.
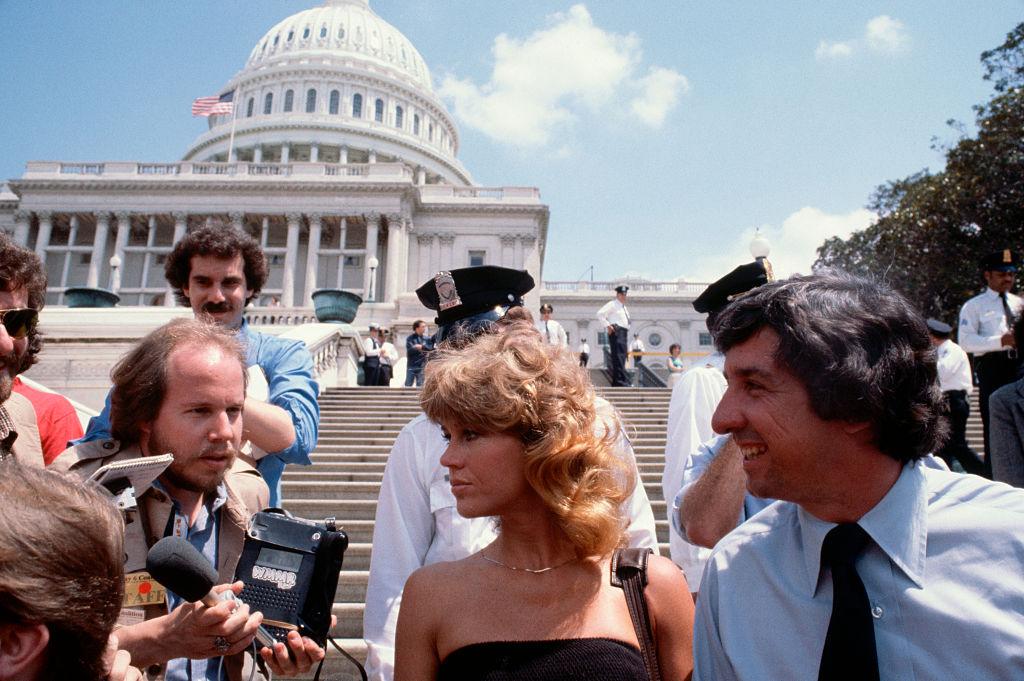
[52,439,270,681]
[6,391,43,467]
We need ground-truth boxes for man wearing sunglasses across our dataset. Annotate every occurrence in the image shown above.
[0,234,48,467]
[73,225,319,506]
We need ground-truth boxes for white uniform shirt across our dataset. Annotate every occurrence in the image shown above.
[379,341,397,367]
[662,359,727,589]
[579,341,591,355]
[363,335,382,357]
[597,298,630,329]
[631,338,646,353]
[935,339,973,393]
[958,288,1023,355]
[536,318,568,347]
[363,404,659,681]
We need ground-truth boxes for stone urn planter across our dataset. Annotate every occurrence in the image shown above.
[63,287,120,307]
[311,289,363,323]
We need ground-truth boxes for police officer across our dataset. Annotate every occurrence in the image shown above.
[959,249,1023,477]
[597,285,631,387]
[928,318,984,475]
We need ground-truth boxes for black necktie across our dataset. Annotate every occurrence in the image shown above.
[818,523,879,681]
[1001,292,1015,330]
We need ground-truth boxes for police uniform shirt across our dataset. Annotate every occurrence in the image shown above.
[536,318,568,347]
[936,339,973,393]
[694,461,1024,680]
[959,288,1024,355]
[597,298,630,329]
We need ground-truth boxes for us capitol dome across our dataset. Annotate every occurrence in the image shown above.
[185,0,470,186]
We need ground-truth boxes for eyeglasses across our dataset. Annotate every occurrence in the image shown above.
[0,308,38,339]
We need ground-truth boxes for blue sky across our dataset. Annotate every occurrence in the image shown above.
[1,1,1020,282]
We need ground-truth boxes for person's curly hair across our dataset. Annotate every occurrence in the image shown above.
[421,322,633,558]
[711,271,947,462]
[0,233,48,372]
[165,224,268,306]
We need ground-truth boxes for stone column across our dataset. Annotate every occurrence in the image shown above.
[281,144,291,164]
[500,233,516,267]
[368,149,377,164]
[416,233,434,284]
[12,211,30,247]
[253,146,263,163]
[439,233,456,269]
[384,214,404,302]
[310,144,319,163]
[429,233,440,274]
[363,213,380,300]
[165,212,188,305]
[87,213,111,288]
[304,213,322,306]
[339,146,348,164]
[282,213,301,307]
[111,212,131,292]
[398,217,412,293]
[230,212,245,232]
[416,167,426,185]
[34,211,53,264]
[60,215,79,294]
[514,235,525,269]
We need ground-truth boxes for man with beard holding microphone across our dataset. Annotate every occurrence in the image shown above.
[54,319,324,679]
[76,225,319,506]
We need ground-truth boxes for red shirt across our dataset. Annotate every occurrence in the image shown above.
[12,377,84,465]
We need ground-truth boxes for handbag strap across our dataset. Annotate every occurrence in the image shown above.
[611,547,662,681]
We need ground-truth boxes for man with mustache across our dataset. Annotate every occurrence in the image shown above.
[54,319,324,680]
[76,225,319,506]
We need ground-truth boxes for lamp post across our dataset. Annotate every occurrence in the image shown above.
[749,229,771,262]
[108,253,122,294]
[367,256,379,302]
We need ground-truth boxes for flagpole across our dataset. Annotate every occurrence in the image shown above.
[226,94,239,164]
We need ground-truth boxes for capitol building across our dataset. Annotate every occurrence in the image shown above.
[1,0,712,401]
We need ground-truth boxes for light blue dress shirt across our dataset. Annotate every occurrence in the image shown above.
[694,460,1024,680]
[76,321,319,506]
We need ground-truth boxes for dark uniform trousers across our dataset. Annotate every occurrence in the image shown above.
[609,326,629,387]
[975,350,1021,478]
[938,390,984,475]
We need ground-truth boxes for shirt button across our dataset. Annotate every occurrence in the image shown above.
[871,605,884,619]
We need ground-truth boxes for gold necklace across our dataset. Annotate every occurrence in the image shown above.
[480,550,577,574]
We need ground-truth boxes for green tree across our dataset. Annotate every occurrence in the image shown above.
[815,23,1024,323]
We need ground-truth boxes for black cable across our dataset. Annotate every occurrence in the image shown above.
[316,636,367,681]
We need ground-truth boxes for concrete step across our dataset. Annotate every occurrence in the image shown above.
[282,480,667,502]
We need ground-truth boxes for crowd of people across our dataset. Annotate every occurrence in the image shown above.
[3,222,1024,679]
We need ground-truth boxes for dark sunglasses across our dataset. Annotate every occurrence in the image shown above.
[0,308,38,339]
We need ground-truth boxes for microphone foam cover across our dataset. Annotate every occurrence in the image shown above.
[146,536,218,602]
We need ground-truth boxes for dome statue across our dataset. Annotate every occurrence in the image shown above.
[182,0,472,186]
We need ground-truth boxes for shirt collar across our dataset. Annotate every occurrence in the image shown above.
[983,287,1004,300]
[151,478,230,516]
[798,460,928,597]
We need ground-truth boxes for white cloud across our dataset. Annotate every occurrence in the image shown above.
[815,40,854,60]
[865,15,909,53]
[682,207,876,282]
[814,15,909,60]
[438,4,688,148]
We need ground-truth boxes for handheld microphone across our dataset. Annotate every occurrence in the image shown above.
[146,536,276,648]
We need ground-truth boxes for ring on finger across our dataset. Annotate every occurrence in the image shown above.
[213,635,231,654]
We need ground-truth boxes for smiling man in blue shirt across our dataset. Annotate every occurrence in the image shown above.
[694,273,1024,681]
[76,225,319,506]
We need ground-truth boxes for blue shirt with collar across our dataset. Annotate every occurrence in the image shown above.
[157,480,230,681]
[75,320,319,506]
[694,460,1024,680]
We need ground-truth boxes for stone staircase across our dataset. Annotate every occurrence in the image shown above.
[279,385,673,679]
[281,385,986,678]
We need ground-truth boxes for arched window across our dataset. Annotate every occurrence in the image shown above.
[374,98,384,122]
[284,89,294,112]
[263,92,273,115]
[287,29,294,42]
[329,90,340,115]
[428,123,434,141]
[395,106,404,129]
[352,93,363,118]
[246,97,254,118]
[305,89,317,113]
[413,114,420,135]
[273,34,280,47]
[302,26,311,40]
[337,25,346,40]
[320,25,328,39]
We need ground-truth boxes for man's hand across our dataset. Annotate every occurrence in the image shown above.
[259,616,336,676]
[1002,331,1016,348]
[163,582,263,659]
[103,635,143,681]
[607,325,615,335]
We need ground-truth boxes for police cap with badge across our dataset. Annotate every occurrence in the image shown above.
[980,249,1019,273]
[416,266,534,345]
[926,318,953,339]
[694,259,773,326]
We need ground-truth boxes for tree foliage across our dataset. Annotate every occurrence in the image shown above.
[815,23,1024,323]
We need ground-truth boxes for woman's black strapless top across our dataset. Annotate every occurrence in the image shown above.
[437,637,647,681]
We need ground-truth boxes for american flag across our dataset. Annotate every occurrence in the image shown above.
[191,91,234,117]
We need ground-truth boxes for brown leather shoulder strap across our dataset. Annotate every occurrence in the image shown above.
[611,547,662,681]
